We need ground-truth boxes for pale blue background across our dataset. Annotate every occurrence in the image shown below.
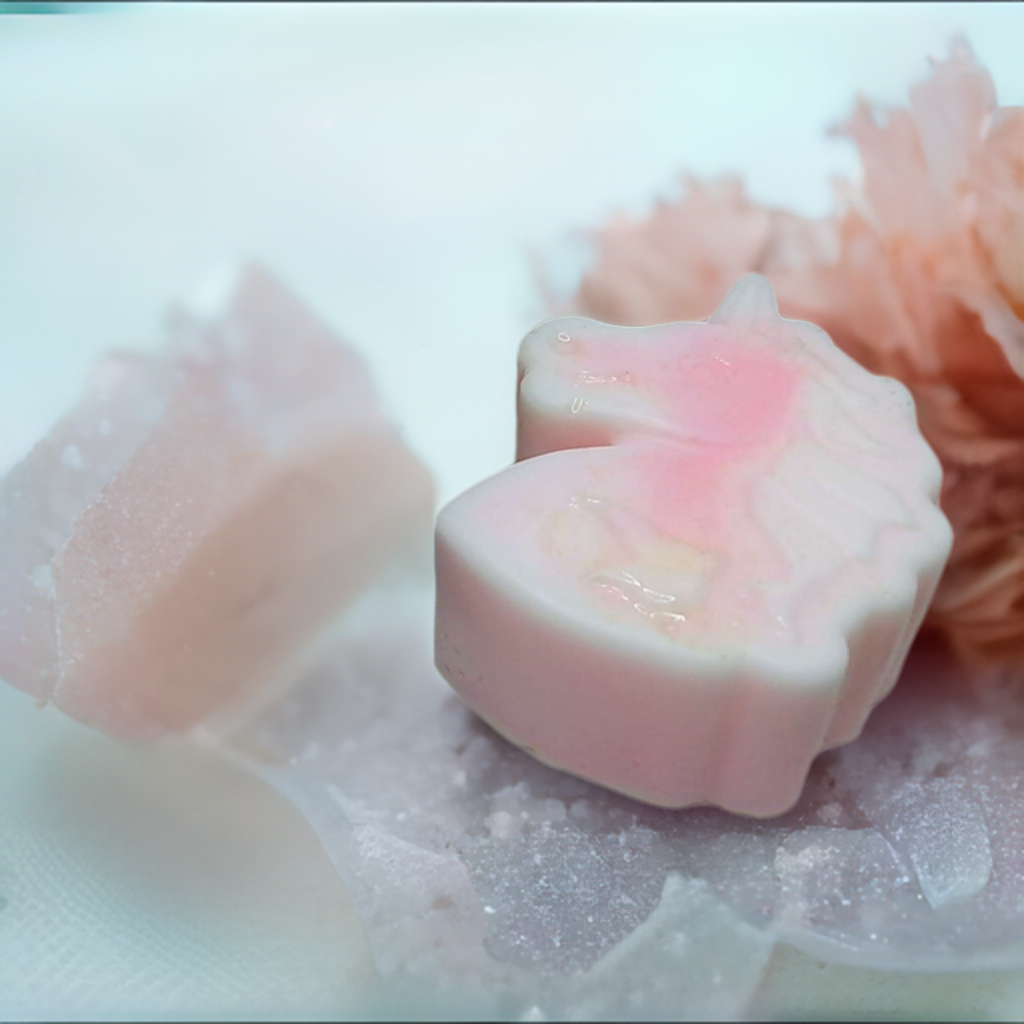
[1,2,1022,507]
[2,6,1024,1018]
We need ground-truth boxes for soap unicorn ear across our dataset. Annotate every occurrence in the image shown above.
[435,281,951,816]
[707,273,779,326]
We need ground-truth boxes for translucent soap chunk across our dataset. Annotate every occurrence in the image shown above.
[0,264,433,738]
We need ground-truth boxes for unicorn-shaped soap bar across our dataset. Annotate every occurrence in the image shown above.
[435,275,952,816]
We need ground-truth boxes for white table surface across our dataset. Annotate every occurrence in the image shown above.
[2,4,1023,1019]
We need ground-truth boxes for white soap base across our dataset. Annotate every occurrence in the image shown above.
[210,583,1024,1020]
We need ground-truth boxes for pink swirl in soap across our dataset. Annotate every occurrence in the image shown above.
[535,324,803,649]
[566,332,799,446]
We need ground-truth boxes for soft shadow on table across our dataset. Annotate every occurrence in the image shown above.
[0,684,375,1022]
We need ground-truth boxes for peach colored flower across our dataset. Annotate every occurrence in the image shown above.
[567,38,1024,682]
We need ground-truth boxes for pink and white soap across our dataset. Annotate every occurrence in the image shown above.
[435,275,952,816]
[0,263,434,738]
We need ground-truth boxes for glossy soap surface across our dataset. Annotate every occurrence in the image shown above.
[436,275,952,815]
